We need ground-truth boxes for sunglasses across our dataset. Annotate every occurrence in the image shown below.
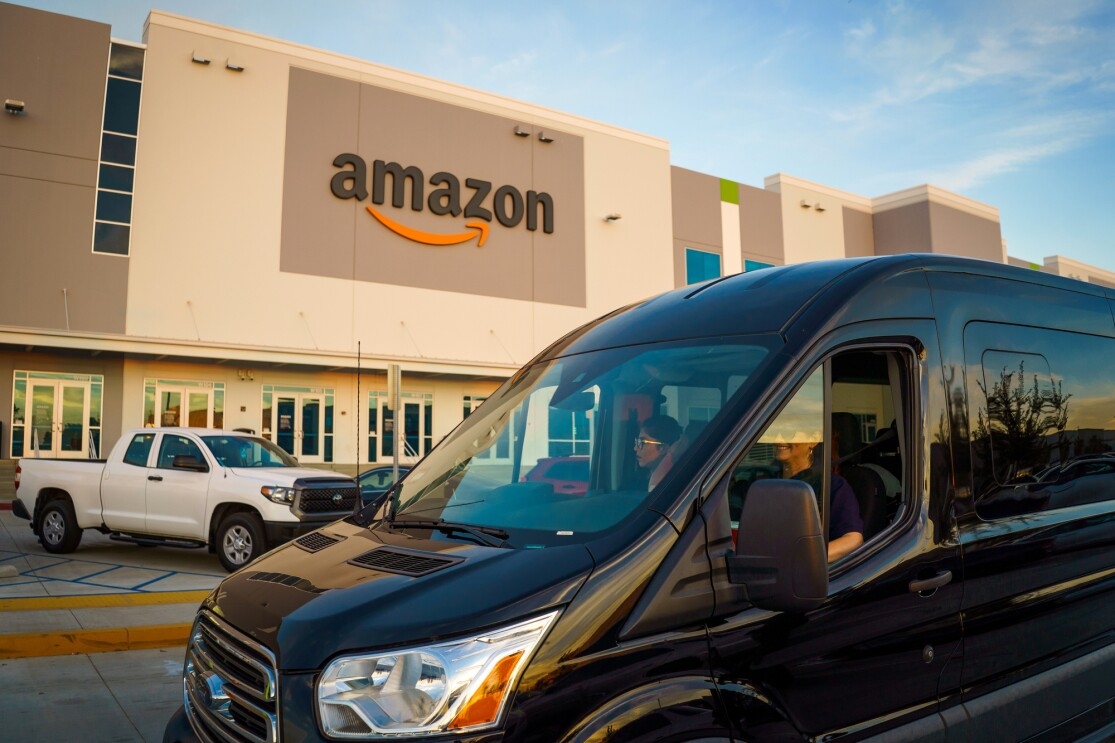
[634,436,664,450]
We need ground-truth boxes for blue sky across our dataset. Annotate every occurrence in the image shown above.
[16,0,1115,271]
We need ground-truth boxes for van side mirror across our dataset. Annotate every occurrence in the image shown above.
[172,454,209,472]
[726,479,827,612]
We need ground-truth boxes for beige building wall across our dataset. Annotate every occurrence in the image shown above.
[764,174,874,265]
[1029,255,1115,289]
[129,13,672,376]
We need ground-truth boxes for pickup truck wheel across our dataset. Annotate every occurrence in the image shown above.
[39,499,82,554]
[216,513,265,572]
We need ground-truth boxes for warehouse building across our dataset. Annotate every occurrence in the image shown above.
[2,2,1111,472]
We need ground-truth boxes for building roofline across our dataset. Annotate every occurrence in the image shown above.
[143,10,670,151]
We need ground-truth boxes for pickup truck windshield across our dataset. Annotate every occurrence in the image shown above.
[390,336,773,546]
[201,435,299,468]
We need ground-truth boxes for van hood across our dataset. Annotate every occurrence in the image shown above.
[225,467,351,486]
[203,519,594,670]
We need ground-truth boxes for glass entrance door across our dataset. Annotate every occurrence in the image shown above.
[156,385,214,428]
[27,380,90,458]
[275,393,325,463]
[378,399,427,464]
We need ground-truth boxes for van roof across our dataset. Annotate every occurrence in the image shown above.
[539,254,1112,360]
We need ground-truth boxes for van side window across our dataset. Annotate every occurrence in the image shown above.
[966,324,1115,519]
[729,347,910,566]
[157,434,204,469]
[122,433,155,467]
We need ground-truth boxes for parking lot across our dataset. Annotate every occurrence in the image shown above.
[0,503,223,742]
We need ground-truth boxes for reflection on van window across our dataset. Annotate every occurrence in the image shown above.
[729,349,910,564]
[388,338,775,547]
[966,325,1115,519]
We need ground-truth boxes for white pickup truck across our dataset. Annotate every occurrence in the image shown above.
[11,428,359,571]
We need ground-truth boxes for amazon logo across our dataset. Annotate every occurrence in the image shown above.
[330,154,554,247]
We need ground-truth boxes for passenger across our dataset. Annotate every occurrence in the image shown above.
[773,436,864,562]
[635,415,683,490]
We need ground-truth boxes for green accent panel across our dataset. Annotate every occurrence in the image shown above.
[720,179,739,205]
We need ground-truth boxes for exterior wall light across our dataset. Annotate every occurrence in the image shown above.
[604,213,622,222]
[191,53,211,65]
[513,126,530,137]
[5,99,25,115]
[226,60,245,72]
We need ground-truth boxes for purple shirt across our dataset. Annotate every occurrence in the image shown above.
[794,470,864,540]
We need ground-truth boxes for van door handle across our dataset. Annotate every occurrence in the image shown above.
[909,570,952,594]
[148,475,163,482]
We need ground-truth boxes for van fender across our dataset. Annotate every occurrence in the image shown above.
[559,675,790,742]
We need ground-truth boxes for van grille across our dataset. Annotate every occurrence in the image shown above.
[183,611,278,743]
[293,480,359,517]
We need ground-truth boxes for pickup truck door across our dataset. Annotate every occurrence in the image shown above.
[100,432,156,533]
[144,433,211,539]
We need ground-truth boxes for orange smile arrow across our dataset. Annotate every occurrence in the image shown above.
[366,205,489,247]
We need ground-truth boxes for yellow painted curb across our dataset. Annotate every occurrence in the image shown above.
[0,590,211,613]
[0,622,192,659]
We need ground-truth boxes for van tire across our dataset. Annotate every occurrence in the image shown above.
[38,499,83,554]
[216,512,265,572]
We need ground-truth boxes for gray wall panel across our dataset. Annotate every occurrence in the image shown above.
[928,202,1003,261]
[873,202,933,255]
[0,176,128,333]
[670,166,722,249]
[0,2,128,335]
[739,184,784,264]
[0,2,109,161]
[280,67,587,306]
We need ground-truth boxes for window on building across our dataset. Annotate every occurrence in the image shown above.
[369,391,433,463]
[10,371,103,459]
[685,248,722,285]
[143,379,224,429]
[262,385,334,463]
[744,259,775,272]
[93,42,145,256]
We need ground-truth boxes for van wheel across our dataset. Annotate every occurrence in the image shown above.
[216,513,265,572]
[38,499,83,554]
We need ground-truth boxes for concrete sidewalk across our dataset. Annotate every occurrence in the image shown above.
[0,505,222,657]
[0,503,225,742]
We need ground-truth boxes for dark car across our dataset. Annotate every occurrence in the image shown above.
[356,464,410,507]
[522,456,590,495]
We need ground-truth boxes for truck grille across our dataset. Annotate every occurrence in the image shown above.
[184,611,278,743]
[294,479,359,517]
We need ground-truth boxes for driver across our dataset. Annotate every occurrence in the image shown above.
[635,415,683,489]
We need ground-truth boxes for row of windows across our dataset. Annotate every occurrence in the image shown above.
[93,42,145,256]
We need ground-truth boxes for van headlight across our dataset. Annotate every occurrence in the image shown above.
[317,611,558,738]
[261,485,295,504]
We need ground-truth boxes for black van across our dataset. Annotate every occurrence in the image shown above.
[164,255,1115,742]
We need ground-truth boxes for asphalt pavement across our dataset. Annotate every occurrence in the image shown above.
[0,502,225,743]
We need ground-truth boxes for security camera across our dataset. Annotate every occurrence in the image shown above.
[4,99,25,115]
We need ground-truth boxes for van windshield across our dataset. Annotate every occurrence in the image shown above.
[389,336,774,546]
